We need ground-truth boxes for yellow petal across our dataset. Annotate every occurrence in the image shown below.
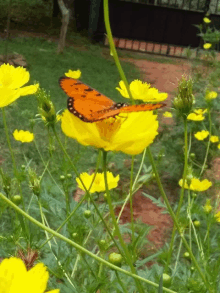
[65,69,81,79]
[0,63,30,89]
[19,84,39,96]
[0,87,20,107]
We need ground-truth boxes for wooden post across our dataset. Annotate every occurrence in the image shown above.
[57,0,70,53]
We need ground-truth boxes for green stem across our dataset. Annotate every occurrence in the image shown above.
[115,271,129,293]
[0,192,177,293]
[39,193,87,249]
[200,108,211,176]
[165,117,188,272]
[53,128,123,254]
[1,108,29,241]
[103,0,134,103]
[146,147,210,290]
[33,139,65,196]
[102,151,145,293]
[129,156,135,251]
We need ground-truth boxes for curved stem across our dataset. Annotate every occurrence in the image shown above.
[129,156,135,248]
[200,108,211,176]
[103,0,134,103]
[102,151,144,293]
[165,117,188,272]
[146,147,209,290]
[0,192,177,293]
[1,108,29,241]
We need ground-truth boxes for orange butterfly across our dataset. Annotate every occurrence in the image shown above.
[59,77,165,122]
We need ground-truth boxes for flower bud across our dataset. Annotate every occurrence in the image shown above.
[21,165,26,170]
[72,232,78,239]
[36,88,57,127]
[60,175,65,181]
[84,210,92,219]
[162,273,172,287]
[193,220,201,228]
[108,252,123,267]
[99,239,107,251]
[28,168,41,197]
[203,199,212,214]
[183,252,190,259]
[11,195,22,205]
[173,75,194,118]
[67,173,72,179]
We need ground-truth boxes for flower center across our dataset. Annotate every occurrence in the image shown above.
[96,116,123,142]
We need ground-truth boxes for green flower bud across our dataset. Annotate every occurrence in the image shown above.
[190,266,195,272]
[36,88,57,127]
[11,195,22,205]
[193,220,201,228]
[60,175,65,181]
[84,210,92,219]
[162,273,172,287]
[21,165,26,170]
[67,173,72,179]
[28,168,41,197]
[183,252,190,259]
[72,232,78,239]
[173,75,194,117]
[191,192,197,198]
[99,239,107,251]
[190,153,196,159]
[108,252,123,267]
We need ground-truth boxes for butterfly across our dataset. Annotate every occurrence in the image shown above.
[59,77,165,123]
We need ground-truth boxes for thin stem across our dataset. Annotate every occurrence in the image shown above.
[1,108,29,240]
[165,117,188,272]
[115,271,129,293]
[38,199,75,288]
[146,147,210,290]
[103,0,134,103]
[200,108,211,176]
[33,139,65,196]
[102,151,145,293]
[129,156,135,249]
[53,128,124,254]
[0,192,177,293]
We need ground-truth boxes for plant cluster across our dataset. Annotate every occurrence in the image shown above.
[1,5,220,293]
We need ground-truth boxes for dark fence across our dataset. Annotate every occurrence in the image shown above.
[75,0,220,54]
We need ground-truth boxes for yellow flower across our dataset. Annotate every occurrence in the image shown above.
[61,110,159,155]
[203,43,212,50]
[194,130,209,140]
[0,63,39,107]
[76,171,119,193]
[203,17,211,23]
[13,130,34,143]
[163,111,173,118]
[187,113,205,121]
[0,257,59,293]
[214,211,220,222]
[203,199,212,214]
[194,109,207,115]
[179,178,212,191]
[210,135,219,143]
[116,80,168,102]
[205,91,218,101]
[218,144,220,149]
[65,69,81,79]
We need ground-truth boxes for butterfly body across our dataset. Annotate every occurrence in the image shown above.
[59,77,165,122]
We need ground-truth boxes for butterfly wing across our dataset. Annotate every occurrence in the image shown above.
[59,77,116,121]
[91,103,165,121]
